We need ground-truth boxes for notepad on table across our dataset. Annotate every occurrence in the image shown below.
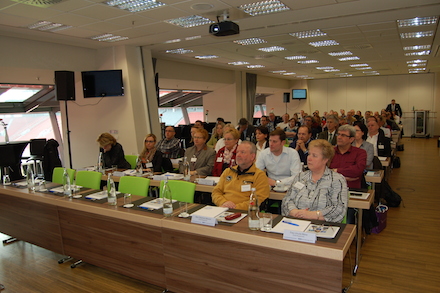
[139,198,177,210]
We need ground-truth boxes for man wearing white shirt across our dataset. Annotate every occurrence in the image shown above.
[256,129,302,187]
[276,113,290,130]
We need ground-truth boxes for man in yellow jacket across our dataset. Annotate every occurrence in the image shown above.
[211,141,270,210]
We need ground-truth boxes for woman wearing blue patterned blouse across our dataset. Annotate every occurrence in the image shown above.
[281,139,348,223]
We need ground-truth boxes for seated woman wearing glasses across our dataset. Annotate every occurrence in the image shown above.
[281,139,347,223]
[212,128,240,177]
[97,132,131,169]
[139,134,172,173]
[180,128,216,176]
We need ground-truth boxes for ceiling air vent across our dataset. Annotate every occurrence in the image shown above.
[11,0,65,8]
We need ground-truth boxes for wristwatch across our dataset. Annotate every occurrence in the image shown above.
[275,180,281,185]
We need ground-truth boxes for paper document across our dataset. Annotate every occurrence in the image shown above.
[305,224,340,238]
[14,179,44,187]
[271,217,311,233]
[50,185,82,193]
[139,198,177,210]
[204,176,221,184]
[191,206,228,218]
[84,191,120,200]
[378,156,387,161]
[349,191,370,200]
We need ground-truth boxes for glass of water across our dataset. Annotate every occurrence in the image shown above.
[260,212,273,232]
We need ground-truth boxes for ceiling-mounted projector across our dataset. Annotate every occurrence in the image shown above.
[209,21,239,36]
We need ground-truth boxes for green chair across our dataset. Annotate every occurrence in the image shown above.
[118,176,150,196]
[52,167,75,185]
[159,180,196,203]
[75,170,102,190]
[124,155,138,169]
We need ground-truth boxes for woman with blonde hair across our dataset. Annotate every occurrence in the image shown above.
[207,122,225,149]
[97,132,131,169]
[139,134,172,173]
[212,128,240,176]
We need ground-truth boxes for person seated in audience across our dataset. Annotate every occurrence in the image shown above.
[346,110,356,125]
[211,141,270,210]
[329,125,366,189]
[284,117,298,144]
[281,139,347,223]
[340,109,346,119]
[207,122,225,149]
[260,115,274,132]
[276,113,290,130]
[289,125,313,165]
[237,118,256,142]
[212,128,240,176]
[186,125,199,148]
[384,112,400,130]
[355,110,364,124]
[268,112,279,130]
[139,134,172,173]
[292,113,301,127]
[97,132,131,169]
[215,124,242,152]
[194,120,204,129]
[156,126,182,159]
[254,125,269,158]
[180,128,216,176]
[353,121,374,169]
[317,114,338,145]
[256,129,301,187]
[216,117,225,124]
[377,116,392,138]
[366,117,392,157]
[303,115,320,138]
[364,111,372,122]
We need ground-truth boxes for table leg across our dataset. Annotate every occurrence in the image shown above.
[353,208,363,275]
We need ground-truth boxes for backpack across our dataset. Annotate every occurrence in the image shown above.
[380,180,402,207]
[393,156,401,168]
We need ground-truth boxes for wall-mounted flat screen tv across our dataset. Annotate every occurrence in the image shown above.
[292,89,307,99]
[81,69,124,98]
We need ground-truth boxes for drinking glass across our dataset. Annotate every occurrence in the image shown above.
[260,212,273,231]
[178,202,189,218]
[2,174,11,186]
[123,193,133,208]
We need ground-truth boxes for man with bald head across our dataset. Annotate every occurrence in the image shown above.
[156,126,183,158]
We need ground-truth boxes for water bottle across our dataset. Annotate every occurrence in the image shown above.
[26,166,35,192]
[135,157,143,176]
[162,178,173,217]
[107,173,117,205]
[97,151,104,174]
[183,157,190,181]
[62,167,71,197]
[248,188,260,230]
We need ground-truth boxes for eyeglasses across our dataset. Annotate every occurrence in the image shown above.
[145,140,155,143]
[193,136,204,139]
[336,133,353,138]
[224,138,236,141]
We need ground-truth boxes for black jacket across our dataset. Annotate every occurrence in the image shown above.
[376,129,392,157]
[43,139,62,180]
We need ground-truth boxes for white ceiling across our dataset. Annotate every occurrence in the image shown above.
[0,0,439,80]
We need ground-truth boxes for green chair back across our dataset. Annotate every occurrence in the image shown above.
[125,155,138,169]
[75,170,102,190]
[52,167,75,185]
[118,176,150,197]
[159,180,196,203]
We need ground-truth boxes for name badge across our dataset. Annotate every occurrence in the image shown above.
[216,157,223,163]
[294,182,305,189]
[378,144,385,149]
[241,184,251,192]
[191,157,197,163]
[191,215,217,226]
[146,162,153,168]
[283,230,316,243]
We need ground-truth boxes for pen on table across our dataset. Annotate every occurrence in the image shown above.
[282,220,299,226]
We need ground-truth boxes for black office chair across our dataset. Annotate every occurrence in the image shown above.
[26,138,46,177]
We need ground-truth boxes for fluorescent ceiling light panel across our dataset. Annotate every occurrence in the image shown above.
[404,50,431,56]
[407,59,427,64]
[164,39,181,44]
[316,66,334,70]
[28,21,71,32]
[91,34,129,42]
[403,45,431,51]
[339,56,360,61]
[234,38,267,45]
[195,55,219,59]
[328,51,352,57]
[298,60,319,64]
[282,72,296,75]
[258,46,285,52]
[397,16,438,27]
[324,69,340,72]
[407,63,426,67]
[105,0,166,12]
[238,0,290,16]
[289,29,327,38]
[185,36,201,41]
[228,61,250,65]
[165,48,193,54]
[247,65,265,69]
[400,31,434,38]
[285,56,307,60]
[269,70,287,73]
[165,15,213,28]
[309,40,339,47]
[355,67,372,70]
[350,63,369,67]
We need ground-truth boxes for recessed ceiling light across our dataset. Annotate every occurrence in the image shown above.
[234,38,267,45]
[407,59,427,64]
[195,55,219,59]
[238,0,290,16]
[298,60,319,64]
[403,45,431,50]
[338,56,360,61]
[328,51,352,57]
[316,66,334,70]
[324,69,340,72]
[408,63,426,67]
[355,67,372,70]
[404,50,431,56]
[165,15,213,28]
[105,0,166,12]
[309,40,339,47]
[285,56,307,60]
[258,46,285,52]
[228,61,250,66]
[400,31,434,39]
[91,33,129,42]
[269,70,287,74]
[247,65,265,69]
[350,63,369,67]
[28,21,72,32]
[409,68,426,73]
[397,16,438,27]
[165,48,193,54]
[282,72,296,75]
[289,29,327,38]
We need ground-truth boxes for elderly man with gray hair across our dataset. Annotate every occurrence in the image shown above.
[318,114,339,145]
[329,124,367,189]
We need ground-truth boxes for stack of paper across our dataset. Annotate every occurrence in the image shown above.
[139,198,177,210]
[271,217,340,239]
[191,206,228,218]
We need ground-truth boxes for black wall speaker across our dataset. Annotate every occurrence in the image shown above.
[55,71,75,101]
[283,92,290,103]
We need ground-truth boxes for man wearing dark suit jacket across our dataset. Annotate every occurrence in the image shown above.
[289,125,313,164]
[237,118,256,142]
[385,99,403,118]
[317,114,338,145]
[366,117,391,157]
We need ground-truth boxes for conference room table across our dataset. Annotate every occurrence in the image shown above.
[0,182,355,292]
